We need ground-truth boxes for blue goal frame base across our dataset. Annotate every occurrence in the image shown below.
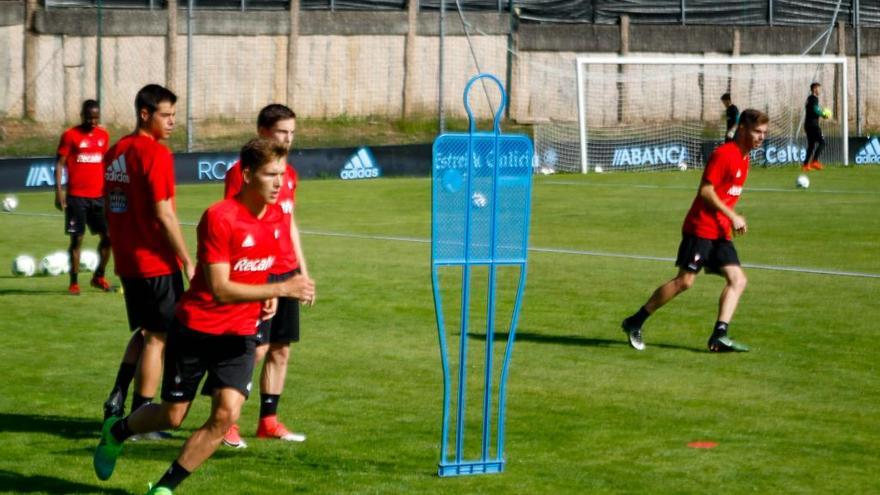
[438,459,505,477]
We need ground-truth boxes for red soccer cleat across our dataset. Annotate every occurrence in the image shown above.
[809,161,824,170]
[222,423,247,449]
[90,276,112,292]
[256,416,306,442]
[68,283,81,295]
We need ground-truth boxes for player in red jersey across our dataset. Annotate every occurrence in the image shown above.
[54,100,112,295]
[621,109,769,352]
[221,104,314,448]
[93,137,316,495]
[100,85,195,434]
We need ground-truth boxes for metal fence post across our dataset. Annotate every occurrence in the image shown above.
[855,0,862,136]
[96,0,103,108]
[439,0,446,133]
[186,0,194,152]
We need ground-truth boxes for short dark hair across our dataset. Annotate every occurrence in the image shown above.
[81,99,100,114]
[239,137,288,173]
[135,84,177,116]
[257,104,296,130]
[738,108,769,129]
[810,82,821,91]
[720,93,731,102]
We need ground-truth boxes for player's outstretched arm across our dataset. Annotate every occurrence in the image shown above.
[698,180,747,235]
[155,198,195,280]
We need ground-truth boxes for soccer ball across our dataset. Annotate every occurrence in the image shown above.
[796,174,810,189]
[80,249,99,272]
[40,251,69,276]
[11,255,36,277]
[594,165,604,173]
[678,162,688,171]
[471,192,488,208]
[2,195,18,212]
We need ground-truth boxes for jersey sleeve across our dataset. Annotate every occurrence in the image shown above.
[703,148,728,186]
[288,166,298,205]
[198,207,233,265]
[223,161,243,199]
[56,130,72,158]
[147,146,175,203]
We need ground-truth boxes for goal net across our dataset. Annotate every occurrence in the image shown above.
[534,55,849,174]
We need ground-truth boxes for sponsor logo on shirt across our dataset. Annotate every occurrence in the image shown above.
[340,147,381,180]
[727,185,743,196]
[105,156,131,184]
[233,256,275,272]
[735,169,742,178]
[855,137,880,164]
[76,152,104,164]
[241,234,255,248]
[108,187,128,213]
[611,144,687,167]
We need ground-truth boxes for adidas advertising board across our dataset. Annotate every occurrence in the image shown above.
[339,148,381,180]
[855,137,880,164]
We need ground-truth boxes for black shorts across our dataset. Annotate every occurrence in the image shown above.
[120,272,184,333]
[675,234,740,275]
[256,269,301,345]
[161,322,257,402]
[65,196,107,236]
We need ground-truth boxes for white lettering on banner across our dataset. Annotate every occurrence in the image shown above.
[611,145,686,167]
[233,256,275,272]
[340,147,382,180]
[25,164,66,187]
[763,144,806,164]
[727,185,743,196]
[855,137,880,164]
[197,159,236,181]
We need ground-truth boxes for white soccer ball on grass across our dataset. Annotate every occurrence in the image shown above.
[80,249,99,272]
[678,162,688,171]
[40,251,69,276]
[594,165,604,173]
[12,255,36,277]
[2,195,18,212]
[796,174,810,189]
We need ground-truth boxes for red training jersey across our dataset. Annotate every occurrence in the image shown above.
[57,125,110,198]
[682,141,750,240]
[176,199,283,336]
[224,161,299,274]
[103,134,180,278]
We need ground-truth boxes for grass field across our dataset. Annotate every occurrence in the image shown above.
[0,166,878,494]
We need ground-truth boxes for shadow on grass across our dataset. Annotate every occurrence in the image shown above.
[0,469,129,494]
[468,331,704,353]
[0,288,71,296]
[0,412,100,440]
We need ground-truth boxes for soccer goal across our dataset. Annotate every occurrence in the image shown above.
[535,55,849,174]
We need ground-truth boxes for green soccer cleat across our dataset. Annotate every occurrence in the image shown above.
[708,335,749,353]
[93,416,124,481]
[146,483,173,495]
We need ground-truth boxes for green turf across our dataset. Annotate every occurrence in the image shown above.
[0,166,878,494]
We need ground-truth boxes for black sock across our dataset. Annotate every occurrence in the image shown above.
[132,394,152,414]
[109,417,135,443]
[70,271,78,284]
[713,321,729,337]
[155,460,191,491]
[628,306,651,327]
[113,363,137,399]
[94,268,104,278]
[260,394,281,418]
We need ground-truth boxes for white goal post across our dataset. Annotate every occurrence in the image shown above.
[573,55,849,173]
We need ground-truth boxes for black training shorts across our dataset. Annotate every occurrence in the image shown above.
[255,269,301,345]
[161,322,257,402]
[120,271,184,333]
[65,196,107,236]
[675,234,740,275]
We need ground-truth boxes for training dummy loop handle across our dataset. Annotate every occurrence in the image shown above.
[463,73,507,136]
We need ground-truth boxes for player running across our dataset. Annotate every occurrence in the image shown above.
[54,99,112,295]
[803,82,828,171]
[101,85,195,433]
[221,104,314,449]
[93,137,316,495]
[621,108,769,352]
